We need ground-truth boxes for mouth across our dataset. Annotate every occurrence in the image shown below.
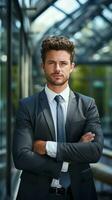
[52,73,63,78]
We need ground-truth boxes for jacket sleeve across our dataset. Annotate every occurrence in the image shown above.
[12,100,62,178]
[56,98,104,163]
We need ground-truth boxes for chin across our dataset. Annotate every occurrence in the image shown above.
[54,81,67,86]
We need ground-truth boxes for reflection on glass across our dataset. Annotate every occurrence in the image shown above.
[0,5,7,199]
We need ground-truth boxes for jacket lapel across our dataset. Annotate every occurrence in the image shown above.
[65,90,77,141]
[39,90,56,141]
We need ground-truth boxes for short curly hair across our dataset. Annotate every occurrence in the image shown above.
[41,35,75,63]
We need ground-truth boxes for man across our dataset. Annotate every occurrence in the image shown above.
[12,36,103,200]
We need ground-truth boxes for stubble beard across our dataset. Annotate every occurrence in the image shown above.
[46,74,69,86]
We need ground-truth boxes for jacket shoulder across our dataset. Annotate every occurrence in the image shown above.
[20,92,39,105]
[74,92,95,109]
[18,90,43,112]
[75,92,94,101]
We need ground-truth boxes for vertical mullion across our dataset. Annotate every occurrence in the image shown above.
[6,0,12,198]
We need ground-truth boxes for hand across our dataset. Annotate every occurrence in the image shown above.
[80,132,95,143]
[33,140,46,155]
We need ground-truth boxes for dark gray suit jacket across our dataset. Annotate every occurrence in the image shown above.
[12,89,103,200]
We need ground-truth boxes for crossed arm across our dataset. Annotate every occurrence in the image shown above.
[13,98,103,177]
[33,132,95,156]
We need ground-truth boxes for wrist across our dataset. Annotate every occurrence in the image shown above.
[44,141,47,154]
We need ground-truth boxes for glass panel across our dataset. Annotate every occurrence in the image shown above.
[102,8,112,21]
[0,1,7,199]
[70,65,112,146]
[31,6,65,35]
[55,0,79,14]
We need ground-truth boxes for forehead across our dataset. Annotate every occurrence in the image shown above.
[45,50,71,61]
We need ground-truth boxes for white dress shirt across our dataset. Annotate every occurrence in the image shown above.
[45,85,69,188]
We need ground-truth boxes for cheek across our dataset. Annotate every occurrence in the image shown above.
[44,66,51,73]
[64,69,72,76]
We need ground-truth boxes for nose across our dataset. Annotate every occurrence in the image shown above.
[55,63,61,72]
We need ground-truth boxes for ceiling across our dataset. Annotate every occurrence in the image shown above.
[18,0,112,65]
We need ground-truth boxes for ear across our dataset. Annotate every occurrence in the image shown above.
[70,62,75,72]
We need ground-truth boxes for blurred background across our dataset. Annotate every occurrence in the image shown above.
[0,0,112,199]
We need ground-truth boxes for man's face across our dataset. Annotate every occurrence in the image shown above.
[42,50,74,88]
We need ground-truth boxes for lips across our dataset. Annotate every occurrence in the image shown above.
[52,73,63,78]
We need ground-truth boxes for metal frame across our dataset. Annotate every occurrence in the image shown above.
[6,0,12,198]
[37,0,112,65]
[30,0,58,21]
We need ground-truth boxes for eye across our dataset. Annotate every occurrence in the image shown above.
[61,62,68,66]
[48,61,54,64]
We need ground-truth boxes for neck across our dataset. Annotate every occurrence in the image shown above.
[47,83,68,93]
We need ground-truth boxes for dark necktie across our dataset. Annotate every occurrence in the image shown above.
[54,95,70,188]
[55,95,66,142]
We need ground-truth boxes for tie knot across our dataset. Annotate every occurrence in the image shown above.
[54,95,63,104]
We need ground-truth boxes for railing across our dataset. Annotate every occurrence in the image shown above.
[91,148,112,185]
[102,148,112,159]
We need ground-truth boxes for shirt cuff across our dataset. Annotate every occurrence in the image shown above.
[61,162,69,172]
[46,141,57,158]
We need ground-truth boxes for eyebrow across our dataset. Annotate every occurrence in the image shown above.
[47,59,70,62]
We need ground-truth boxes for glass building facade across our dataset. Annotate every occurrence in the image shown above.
[0,0,32,199]
[0,0,112,199]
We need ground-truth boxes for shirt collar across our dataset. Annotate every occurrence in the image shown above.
[45,84,70,103]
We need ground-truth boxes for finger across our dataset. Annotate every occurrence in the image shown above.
[86,133,95,138]
[84,132,92,136]
[92,134,95,137]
